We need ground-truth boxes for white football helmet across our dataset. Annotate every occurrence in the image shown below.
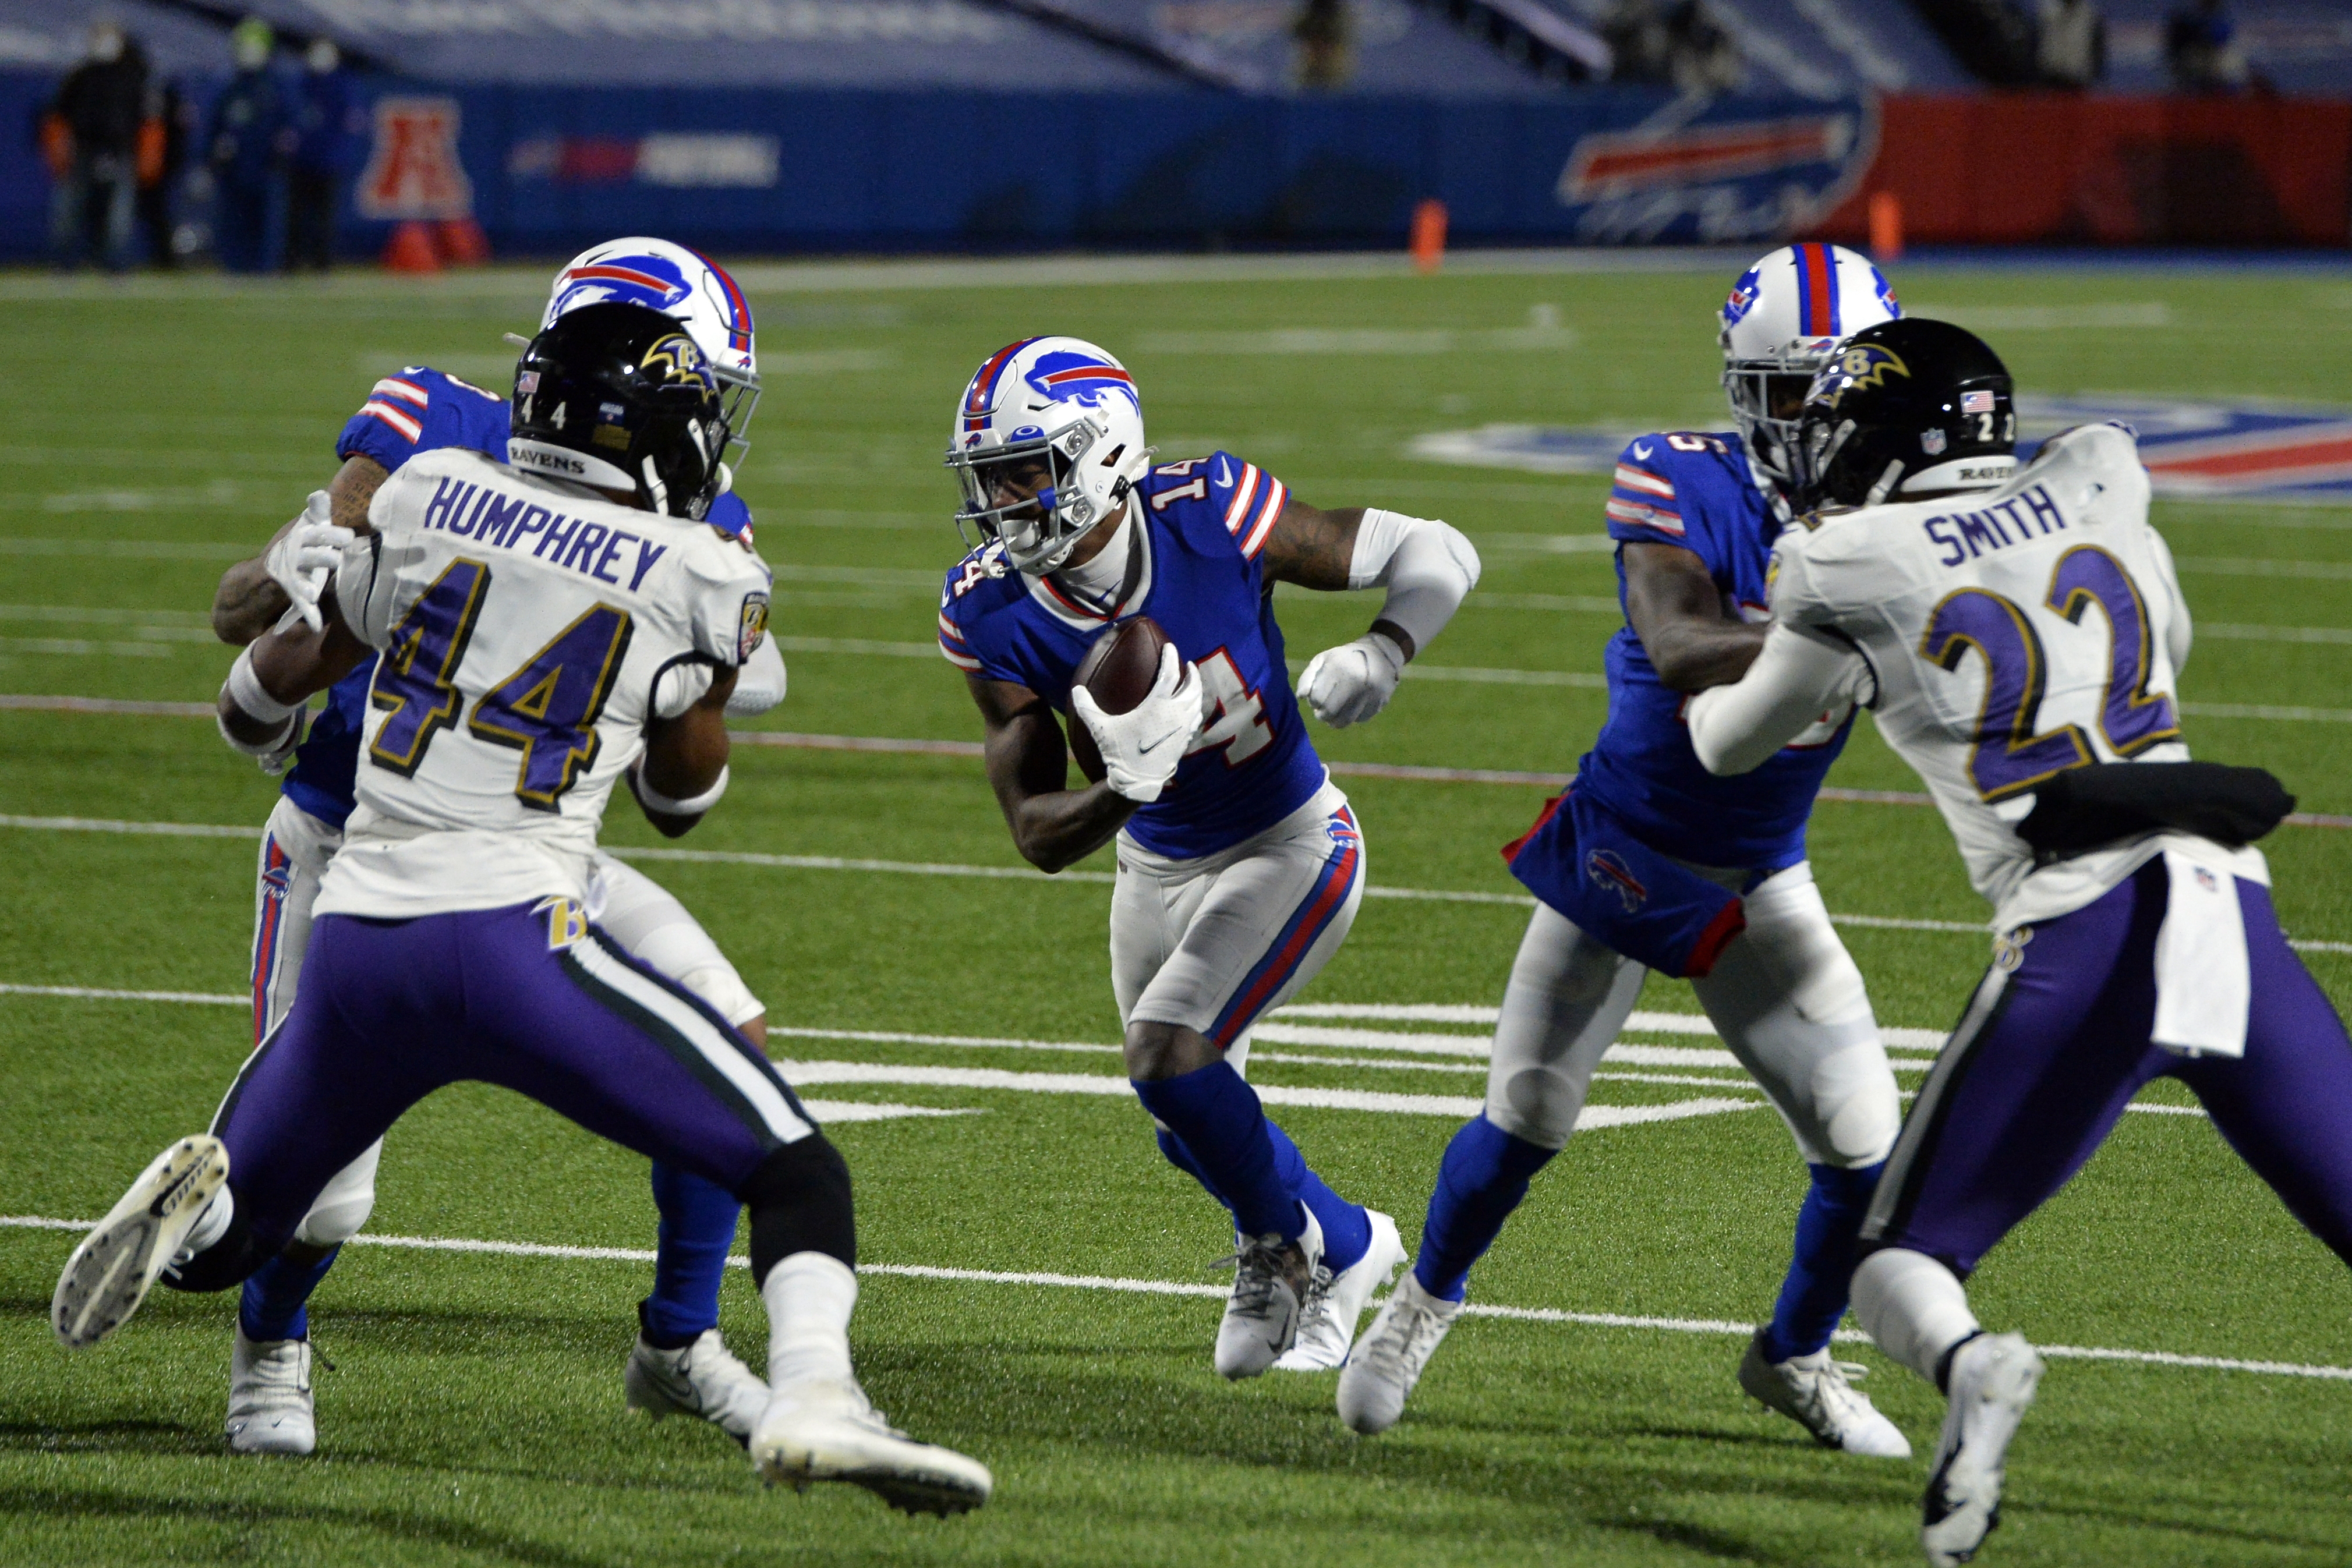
[1720,243,1900,486]
[944,336,1151,575]
[542,238,759,477]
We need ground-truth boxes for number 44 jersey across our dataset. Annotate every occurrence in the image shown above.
[1768,422,2248,928]
[937,451,1327,860]
[319,447,772,919]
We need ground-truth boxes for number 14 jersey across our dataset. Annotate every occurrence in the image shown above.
[938,451,1327,860]
[319,446,773,919]
[1767,422,2244,928]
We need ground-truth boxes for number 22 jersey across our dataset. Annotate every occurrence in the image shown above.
[317,446,772,919]
[1767,422,2252,928]
[936,452,1327,860]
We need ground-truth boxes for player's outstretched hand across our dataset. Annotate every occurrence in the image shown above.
[1298,632,1405,728]
[1070,644,1201,805]
[263,490,355,633]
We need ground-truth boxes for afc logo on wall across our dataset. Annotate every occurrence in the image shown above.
[357,97,475,221]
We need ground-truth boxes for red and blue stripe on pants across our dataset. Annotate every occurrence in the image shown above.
[1208,806,1361,1049]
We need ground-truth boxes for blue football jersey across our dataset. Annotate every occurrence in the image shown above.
[281,367,751,828]
[938,452,1325,861]
[1574,430,1854,871]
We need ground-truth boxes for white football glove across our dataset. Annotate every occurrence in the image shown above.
[1297,631,1405,728]
[263,490,355,633]
[1069,644,1202,805]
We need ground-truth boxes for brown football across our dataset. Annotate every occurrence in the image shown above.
[1067,615,1173,784]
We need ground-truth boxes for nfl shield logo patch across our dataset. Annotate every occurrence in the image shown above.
[1921,427,1948,455]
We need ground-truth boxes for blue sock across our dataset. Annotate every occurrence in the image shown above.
[1265,1120,1370,1273]
[1413,1116,1557,1302]
[1131,1063,1299,1240]
[1156,1126,1230,1208]
[1759,1160,1885,1363]
[639,1162,742,1349]
[239,1246,339,1342]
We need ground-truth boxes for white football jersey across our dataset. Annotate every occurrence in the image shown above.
[316,447,771,918]
[1769,422,2261,926]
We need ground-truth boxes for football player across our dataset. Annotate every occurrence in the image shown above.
[58,302,991,1515]
[1338,245,1909,1454]
[936,337,1481,1376]
[204,239,787,1454]
[1686,318,2349,1566]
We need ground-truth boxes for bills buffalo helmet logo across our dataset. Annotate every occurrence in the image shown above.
[1023,350,1137,412]
[1721,267,1762,327]
[1815,342,1910,409]
[641,333,715,394]
[1585,849,1649,914]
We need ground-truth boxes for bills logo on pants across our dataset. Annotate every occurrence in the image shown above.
[1586,849,1648,913]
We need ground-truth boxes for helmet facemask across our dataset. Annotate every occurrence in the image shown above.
[1724,342,1836,488]
[947,411,1130,575]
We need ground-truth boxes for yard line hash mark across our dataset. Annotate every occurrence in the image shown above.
[1,1216,2340,1382]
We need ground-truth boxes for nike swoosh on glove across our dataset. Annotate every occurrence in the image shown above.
[263,490,355,633]
[1070,644,1202,804]
[1297,632,1405,728]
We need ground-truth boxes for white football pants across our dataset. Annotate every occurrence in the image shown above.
[243,795,765,1248]
[1111,778,1365,1066]
[1482,861,1900,1168]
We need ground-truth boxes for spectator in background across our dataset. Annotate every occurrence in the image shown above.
[208,17,288,273]
[45,21,148,271]
[1601,0,1673,83]
[136,65,193,269]
[2168,0,2251,92]
[1293,0,1354,91]
[1664,1,1742,95]
[2038,0,2106,88]
[285,40,365,272]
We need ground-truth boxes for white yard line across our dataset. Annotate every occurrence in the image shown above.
[1,1214,2339,1381]
[3,814,2347,954]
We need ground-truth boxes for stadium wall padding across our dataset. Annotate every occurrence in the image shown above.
[8,73,2348,263]
[1809,94,2352,247]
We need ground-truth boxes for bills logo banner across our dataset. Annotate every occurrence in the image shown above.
[1556,98,1877,245]
[1410,395,2352,507]
[356,97,473,221]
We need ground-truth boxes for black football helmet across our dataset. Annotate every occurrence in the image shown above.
[507,302,727,519]
[1791,318,2018,511]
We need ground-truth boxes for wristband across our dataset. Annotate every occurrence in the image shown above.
[227,645,300,725]
[632,759,729,816]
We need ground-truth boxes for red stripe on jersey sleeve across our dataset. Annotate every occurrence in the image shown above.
[359,400,423,443]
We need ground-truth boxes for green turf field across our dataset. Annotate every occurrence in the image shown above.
[4,256,2351,1566]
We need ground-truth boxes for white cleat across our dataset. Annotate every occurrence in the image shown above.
[625,1329,770,1446]
[1275,1209,1405,1372]
[1922,1332,2043,1566]
[54,1137,230,1349]
[749,1376,992,1516]
[1212,1209,1323,1381]
[1334,1269,1463,1435]
[226,1330,316,1455]
[1737,1328,1912,1459]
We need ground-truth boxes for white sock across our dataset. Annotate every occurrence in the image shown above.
[762,1251,857,1391]
[180,1187,233,1259]
[1852,1247,1980,1385]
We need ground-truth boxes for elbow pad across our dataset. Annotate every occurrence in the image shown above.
[1349,509,1482,654]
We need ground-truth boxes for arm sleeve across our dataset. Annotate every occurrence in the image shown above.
[1347,508,1481,654]
[1686,622,1873,776]
[726,632,787,717]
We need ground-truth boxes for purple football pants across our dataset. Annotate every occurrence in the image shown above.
[1862,859,2352,1278]
[211,901,817,1257]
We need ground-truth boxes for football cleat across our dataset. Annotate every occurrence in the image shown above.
[1737,1328,1912,1459]
[54,1136,229,1349]
[226,1330,316,1455]
[1334,1270,1463,1435]
[750,1376,992,1516]
[1922,1332,2043,1566]
[1212,1209,1323,1381]
[624,1329,770,1446]
[1275,1209,1405,1372]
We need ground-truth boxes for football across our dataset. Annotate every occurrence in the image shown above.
[1066,615,1173,783]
